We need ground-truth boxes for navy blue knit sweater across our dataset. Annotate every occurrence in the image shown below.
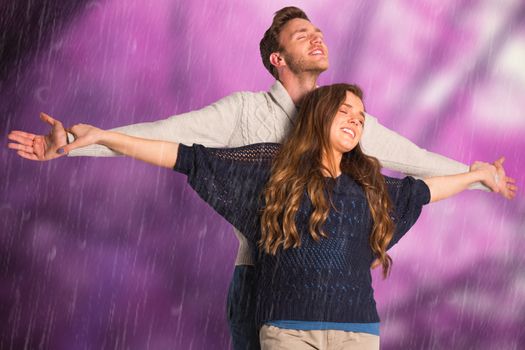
[174,143,430,327]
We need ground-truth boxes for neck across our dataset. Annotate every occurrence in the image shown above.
[321,150,343,178]
[279,71,319,106]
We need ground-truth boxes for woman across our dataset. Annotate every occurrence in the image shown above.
[57,84,509,349]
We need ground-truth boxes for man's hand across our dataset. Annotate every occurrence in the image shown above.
[492,157,517,199]
[7,113,68,161]
[471,157,517,200]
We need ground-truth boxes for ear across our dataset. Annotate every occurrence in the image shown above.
[270,52,286,69]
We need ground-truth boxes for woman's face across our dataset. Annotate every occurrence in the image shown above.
[328,91,365,157]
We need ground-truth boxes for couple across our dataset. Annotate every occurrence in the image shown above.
[7,6,516,350]
[17,83,513,349]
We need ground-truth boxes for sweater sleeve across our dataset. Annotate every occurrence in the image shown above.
[174,143,280,240]
[385,176,431,249]
[68,92,244,157]
[360,113,487,191]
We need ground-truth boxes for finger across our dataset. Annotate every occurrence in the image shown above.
[17,150,39,161]
[494,156,505,166]
[40,112,62,127]
[68,123,88,135]
[8,130,37,141]
[9,130,36,138]
[7,132,34,146]
[505,177,516,184]
[503,185,518,198]
[66,125,78,137]
[8,143,34,153]
[57,139,86,154]
[505,190,517,200]
[67,124,91,140]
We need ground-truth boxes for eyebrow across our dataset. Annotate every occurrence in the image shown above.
[341,103,366,119]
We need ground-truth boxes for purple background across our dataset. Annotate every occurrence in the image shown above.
[1,1,524,349]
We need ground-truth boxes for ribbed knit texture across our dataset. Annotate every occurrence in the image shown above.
[175,143,431,327]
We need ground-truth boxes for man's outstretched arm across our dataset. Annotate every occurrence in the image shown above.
[7,92,244,159]
[360,113,517,199]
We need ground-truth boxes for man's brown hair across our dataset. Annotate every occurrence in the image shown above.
[259,7,310,79]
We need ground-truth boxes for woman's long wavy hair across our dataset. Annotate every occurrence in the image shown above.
[260,83,396,277]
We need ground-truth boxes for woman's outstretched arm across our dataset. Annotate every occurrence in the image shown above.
[424,160,517,202]
[58,123,179,168]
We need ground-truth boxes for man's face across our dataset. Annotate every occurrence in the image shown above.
[277,18,329,75]
[328,91,365,157]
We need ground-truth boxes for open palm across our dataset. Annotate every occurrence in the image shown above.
[7,113,68,161]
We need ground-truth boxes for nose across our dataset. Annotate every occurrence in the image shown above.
[310,33,323,45]
[349,117,360,126]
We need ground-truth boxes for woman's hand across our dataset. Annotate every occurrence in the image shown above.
[470,158,517,199]
[57,124,105,155]
[425,157,517,203]
[470,161,498,191]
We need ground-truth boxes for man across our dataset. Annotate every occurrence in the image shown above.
[7,6,515,350]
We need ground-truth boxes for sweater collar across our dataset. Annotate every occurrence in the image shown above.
[269,80,297,122]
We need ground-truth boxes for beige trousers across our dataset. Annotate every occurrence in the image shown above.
[260,325,380,350]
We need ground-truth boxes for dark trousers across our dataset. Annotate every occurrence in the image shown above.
[227,265,260,350]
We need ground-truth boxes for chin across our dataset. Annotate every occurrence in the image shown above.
[344,143,358,153]
[316,62,329,72]
[307,62,328,73]
[319,57,329,67]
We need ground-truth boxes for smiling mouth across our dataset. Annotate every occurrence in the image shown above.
[309,49,324,56]
[341,128,356,138]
